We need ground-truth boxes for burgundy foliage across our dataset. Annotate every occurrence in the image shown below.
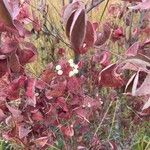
[0,0,150,149]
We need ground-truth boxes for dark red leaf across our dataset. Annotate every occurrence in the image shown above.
[0,39,19,54]
[18,125,31,139]
[45,81,67,99]
[99,64,125,88]
[111,27,124,42]
[0,0,15,29]
[67,77,82,94]
[70,8,87,53]
[34,136,49,147]
[0,109,6,122]
[7,76,26,100]
[0,59,7,78]
[31,109,44,121]
[126,42,139,57]
[134,74,150,96]
[9,53,21,73]
[6,103,23,121]
[84,21,95,48]
[56,97,68,112]
[142,97,150,110]
[25,78,36,107]
[94,23,111,46]
[129,0,150,10]
[61,125,74,137]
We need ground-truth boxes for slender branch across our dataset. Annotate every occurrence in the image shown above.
[94,101,113,136]
[87,0,105,13]
[69,0,73,3]
[62,0,65,6]
[99,0,110,22]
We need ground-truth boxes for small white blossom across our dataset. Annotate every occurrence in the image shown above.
[83,43,86,48]
[68,59,74,64]
[74,64,79,69]
[70,62,75,67]
[56,65,62,70]
[69,71,74,77]
[87,103,91,108]
[82,105,86,108]
[35,93,39,97]
[57,70,63,75]
[73,69,79,74]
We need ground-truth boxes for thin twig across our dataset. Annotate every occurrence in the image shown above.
[99,0,110,22]
[87,0,105,13]
[94,101,113,136]
[107,100,119,140]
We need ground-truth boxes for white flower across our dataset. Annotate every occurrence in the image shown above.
[70,62,75,67]
[87,103,91,108]
[57,70,63,75]
[83,43,86,48]
[82,105,86,108]
[68,59,74,64]
[35,93,39,97]
[74,64,79,69]
[55,65,62,70]
[69,71,74,77]
[73,69,79,74]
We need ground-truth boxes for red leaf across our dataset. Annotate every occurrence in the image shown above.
[9,53,21,73]
[13,20,31,37]
[0,0,15,29]
[131,71,140,96]
[63,1,84,38]
[125,72,150,96]
[0,109,6,122]
[7,76,26,100]
[67,77,82,94]
[25,78,36,107]
[122,0,142,2]
[6,103,22,120]
[134,74,150,96]
[61,125,74,137]
[32,11,42,32]
[99,64,125,88]
[84,21,96,48]
[3,0,20,20]
[99,50,111,66]
[111,27,124,42]
[65,11,76,38]
[56,97,68,112]
[123,54,150,72]
[129,0,150,10]
[17,4,30,22]
[45,81,66,99]
[126,42,139,57]
[92,22,99,31]
[18,42,37,65]
[0,39,19,54]
[18,125,31,139]
[74,108,90,123]
[34,136,49,147]
[0,59,7,78]
[94,23,111,46]
[83,96,101,108]
[31,109,44,121]
[125,73,137,94]
[142,97,150,110]
[63,1,82,26]
[70,8,87,53]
